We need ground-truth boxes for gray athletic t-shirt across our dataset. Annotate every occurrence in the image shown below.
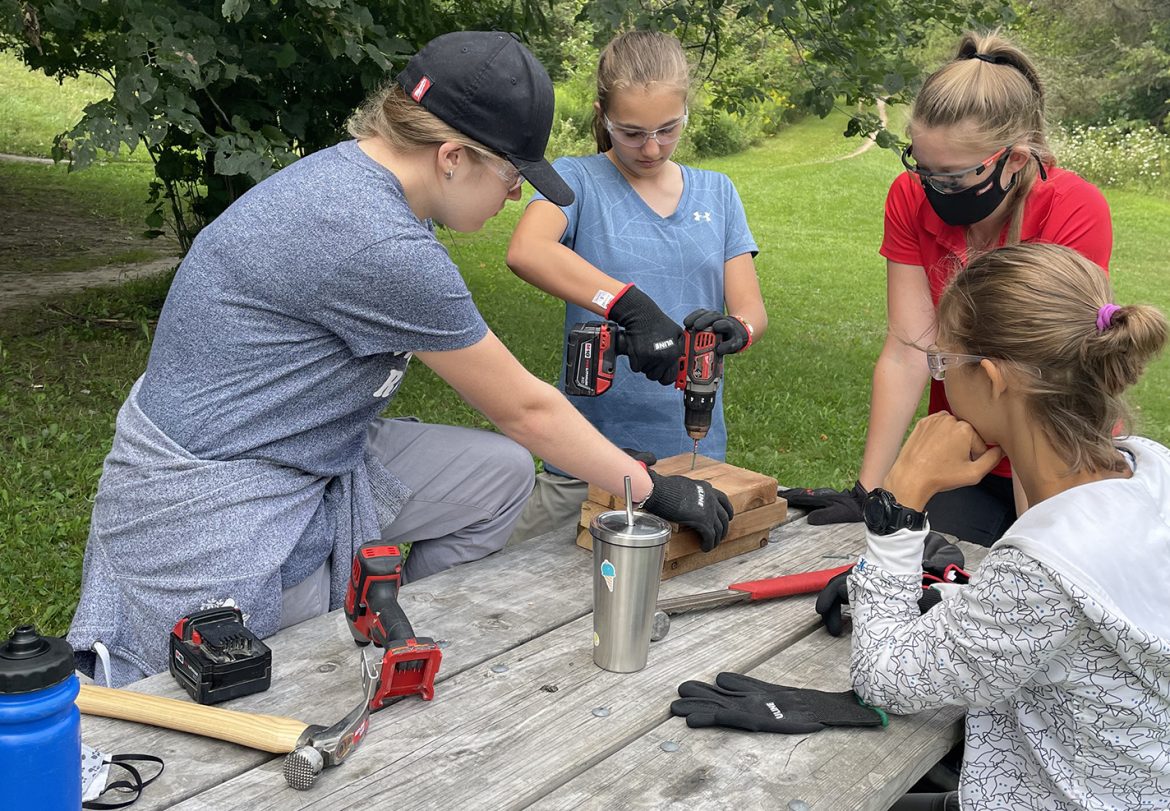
[138,140,488,477]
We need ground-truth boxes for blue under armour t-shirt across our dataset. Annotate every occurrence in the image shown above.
[531,153,758,473]
[138,140,488,477]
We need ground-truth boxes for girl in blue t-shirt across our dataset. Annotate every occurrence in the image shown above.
[507,30,768,541]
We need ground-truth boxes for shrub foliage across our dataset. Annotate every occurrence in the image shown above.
[2,0,1010,246]
[1,0,551,249]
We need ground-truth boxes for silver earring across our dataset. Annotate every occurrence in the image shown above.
[444,170,454,179]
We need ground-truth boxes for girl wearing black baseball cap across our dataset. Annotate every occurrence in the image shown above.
[68,31,732,687]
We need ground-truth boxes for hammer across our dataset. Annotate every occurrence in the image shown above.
[77,651,379,790]
[650,563,854,641]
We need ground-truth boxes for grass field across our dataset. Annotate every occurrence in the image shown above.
[3,57,1169,635]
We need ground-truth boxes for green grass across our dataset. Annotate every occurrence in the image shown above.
[4,105,1170,636]
[1,273,175,634]
[0,50,147,161]
[0,54,174,277]
[2,159,158,222]
[1103,187,1170,439]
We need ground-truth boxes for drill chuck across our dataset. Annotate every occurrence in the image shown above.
[684,393,716,440]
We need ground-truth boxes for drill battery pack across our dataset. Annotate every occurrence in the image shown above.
[565,321,619,396]
[169,606,272,705]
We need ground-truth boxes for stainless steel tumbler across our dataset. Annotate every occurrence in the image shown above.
[591,510,671,672]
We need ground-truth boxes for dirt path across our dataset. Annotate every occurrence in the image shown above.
[0,256,181,314]
[783,99,891,169]
[0,152,181,315]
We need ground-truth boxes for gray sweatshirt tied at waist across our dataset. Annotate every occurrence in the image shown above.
[67,378,408,686]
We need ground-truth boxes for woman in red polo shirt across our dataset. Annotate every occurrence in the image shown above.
[783,31,1112,546]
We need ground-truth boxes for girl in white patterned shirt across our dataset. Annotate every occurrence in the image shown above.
[850,243,1170,810]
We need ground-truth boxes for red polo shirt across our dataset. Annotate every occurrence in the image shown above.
[880,166,1113,477]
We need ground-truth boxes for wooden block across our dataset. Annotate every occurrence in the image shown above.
[661,531,771,579]
[650,453,725,477]
[587,454,777,515]
[576,455,785,578]
[577,498,787,560]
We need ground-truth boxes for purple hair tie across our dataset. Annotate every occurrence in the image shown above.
[1096,303,1121,333]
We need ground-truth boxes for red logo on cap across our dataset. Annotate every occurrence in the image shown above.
[411,76,432,102]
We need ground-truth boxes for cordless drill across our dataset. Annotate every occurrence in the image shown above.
[565,320,723,468]
[344,542,442,707]
[676,327,723,468]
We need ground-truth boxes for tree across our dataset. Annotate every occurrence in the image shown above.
[2,0,1012,250]
[1014,0,1170,131]
[578,0,1014,145]
[1,0,550,249]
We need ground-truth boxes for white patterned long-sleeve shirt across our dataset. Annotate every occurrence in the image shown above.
[849,437,1170,810]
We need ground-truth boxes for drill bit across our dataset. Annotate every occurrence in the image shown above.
[690,439,699,470]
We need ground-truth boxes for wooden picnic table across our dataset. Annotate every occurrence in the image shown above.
[82,511,985,810]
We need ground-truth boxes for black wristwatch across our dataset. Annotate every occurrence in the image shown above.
[863,488,927,535]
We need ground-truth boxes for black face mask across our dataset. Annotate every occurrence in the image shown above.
[922,153,1016,227]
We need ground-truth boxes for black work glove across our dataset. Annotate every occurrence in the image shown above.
[778,480,867,525]
[642,470,733,552]
[815,532,969,637]
[620,448,657,467]
[683,308,753,355]
[671,672,886,734]
[608,285,685,386]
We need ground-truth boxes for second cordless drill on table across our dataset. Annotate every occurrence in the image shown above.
[344,542,442,707]
[565,320,724,468]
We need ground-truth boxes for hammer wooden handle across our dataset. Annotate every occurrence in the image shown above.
[78,683,309,753]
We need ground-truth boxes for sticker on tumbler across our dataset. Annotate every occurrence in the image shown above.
[593,632,600,647]
[600,559,616,592]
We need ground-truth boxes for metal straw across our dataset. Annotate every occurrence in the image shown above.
[624,475,634,526]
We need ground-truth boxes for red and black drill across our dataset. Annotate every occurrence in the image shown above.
[343,542,442,708]
[565,320,724,469]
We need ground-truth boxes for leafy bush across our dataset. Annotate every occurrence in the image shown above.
[545,115,596,161]
[546,44,599,160]
[683,106,758,159]
[1053,123,1170,196]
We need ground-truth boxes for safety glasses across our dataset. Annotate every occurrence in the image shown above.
[492,161,523,193]
[926,348,1041,381]
[603,111,688,148]
[901,145,1012,194]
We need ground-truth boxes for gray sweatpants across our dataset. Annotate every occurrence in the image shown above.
[505,471,590,545]
[280,418,534,627]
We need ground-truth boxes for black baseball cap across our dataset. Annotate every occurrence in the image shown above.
[397,31,574,207]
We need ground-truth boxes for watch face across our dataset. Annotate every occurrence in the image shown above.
[863,491,890,532]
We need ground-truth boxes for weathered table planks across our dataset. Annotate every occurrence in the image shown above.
[81,511,985,811]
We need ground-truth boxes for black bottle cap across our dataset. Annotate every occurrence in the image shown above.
[0,625,76,694]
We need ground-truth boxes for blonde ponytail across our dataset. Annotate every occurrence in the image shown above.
[912,30,1054,245]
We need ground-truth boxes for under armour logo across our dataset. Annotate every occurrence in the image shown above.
[692,211,712,222]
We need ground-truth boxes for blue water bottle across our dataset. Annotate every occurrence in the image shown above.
[0,625,81,811]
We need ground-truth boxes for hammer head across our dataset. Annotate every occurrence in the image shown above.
[283,650,379,790]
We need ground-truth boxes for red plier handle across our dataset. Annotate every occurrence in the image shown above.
[727,563,854,601]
